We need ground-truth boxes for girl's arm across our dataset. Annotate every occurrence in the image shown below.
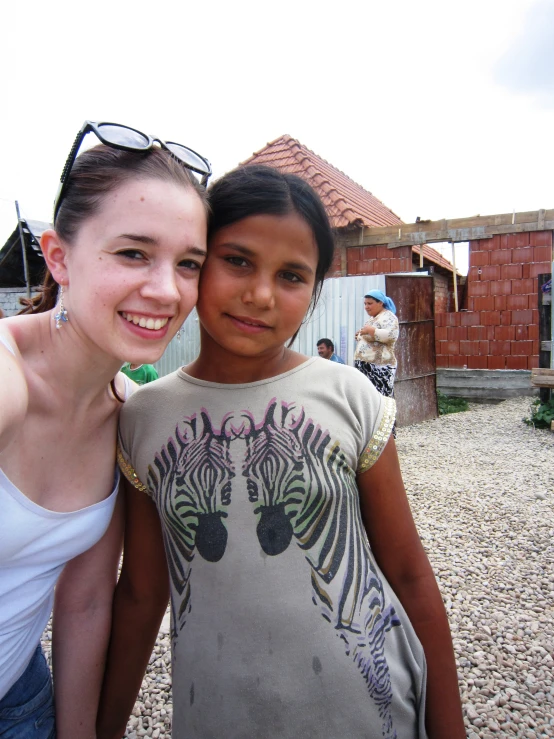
[52,492,124,739]
[96,480,170,739]
[357,437,465,739]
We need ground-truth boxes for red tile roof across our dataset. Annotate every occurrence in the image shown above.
[240,135,403,229]
[413,244,458,274]
[240,135,456,275]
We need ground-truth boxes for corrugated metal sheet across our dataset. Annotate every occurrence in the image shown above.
[155,275,385,375]
[154,308,201,377]
[290,275,386,363]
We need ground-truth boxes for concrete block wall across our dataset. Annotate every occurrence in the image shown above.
[436,231,552,370]
[328,245,343,277]
[0,288,39,317]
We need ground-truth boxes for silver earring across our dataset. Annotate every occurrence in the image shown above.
[176,328,182,342]
[54,285,69,329]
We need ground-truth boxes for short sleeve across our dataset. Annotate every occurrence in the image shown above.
[329,364,396,474]
[357,396,396,474]
[117,440,150,495]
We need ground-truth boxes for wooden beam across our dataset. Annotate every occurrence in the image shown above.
[451,242,458,312]
[337,209,554,248]
[531,369,554,388]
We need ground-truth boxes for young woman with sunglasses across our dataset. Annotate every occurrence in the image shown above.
[0,122,209,738]
[103,165,464,739]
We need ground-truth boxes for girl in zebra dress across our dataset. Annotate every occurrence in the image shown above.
[101,165,464,739]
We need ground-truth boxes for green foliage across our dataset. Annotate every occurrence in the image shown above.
[437,390,469,415]
[523,397,554,429]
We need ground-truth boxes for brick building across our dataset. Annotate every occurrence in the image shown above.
[435,230,552,371]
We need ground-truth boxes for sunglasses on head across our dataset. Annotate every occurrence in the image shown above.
[53,120,212,221]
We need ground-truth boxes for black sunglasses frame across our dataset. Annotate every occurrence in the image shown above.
[53,120,212,221]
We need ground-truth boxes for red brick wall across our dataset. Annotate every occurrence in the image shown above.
[435,231,552,369]
[344,245,413,275]
[434,273,451,313]
[328,245,413,277]
[330,244,454,316]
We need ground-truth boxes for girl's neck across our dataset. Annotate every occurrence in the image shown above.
[186,345,307,384]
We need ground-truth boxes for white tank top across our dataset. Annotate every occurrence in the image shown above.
[0,334,127,698]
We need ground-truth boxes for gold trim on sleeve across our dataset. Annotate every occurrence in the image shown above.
[358,397,396,474]
[117,446,149,494]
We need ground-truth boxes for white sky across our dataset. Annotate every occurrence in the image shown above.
[1,0,553,278]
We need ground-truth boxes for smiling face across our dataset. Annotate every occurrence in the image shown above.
[196,212,318,369]
[59,177,207,365]
[364,297,384,318]
[317,342,333,359]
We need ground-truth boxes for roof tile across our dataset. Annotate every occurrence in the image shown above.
[241,135,403,229]
[412,244,458,274]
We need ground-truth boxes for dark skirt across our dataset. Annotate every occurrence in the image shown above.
[354,361,397,438]
[354,361,396,398]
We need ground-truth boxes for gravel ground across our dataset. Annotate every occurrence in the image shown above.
[43,396,554,738]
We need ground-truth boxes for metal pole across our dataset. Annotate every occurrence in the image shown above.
[15,201,31,299]
[451,241,459,312]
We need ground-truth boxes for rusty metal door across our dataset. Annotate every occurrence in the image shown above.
[385,275,438,427]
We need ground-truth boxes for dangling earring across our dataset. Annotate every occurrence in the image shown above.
[176,327,182,342]
[54,285,69,329]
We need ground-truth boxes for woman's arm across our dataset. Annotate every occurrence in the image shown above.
[359,313,399,344]
[52,492,124,739]
[0,335,28,451]
[96,480,170,739]
[357,437,465,739]
[358,323,377,339]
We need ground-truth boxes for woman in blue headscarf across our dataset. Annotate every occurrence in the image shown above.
[354,290,399,398]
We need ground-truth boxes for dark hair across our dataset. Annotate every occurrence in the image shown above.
[317,338,334,350]
[208,165,334,316]
[19,144,208,317]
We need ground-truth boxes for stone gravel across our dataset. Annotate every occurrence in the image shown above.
[42,396,554,738]
[398,396,554,739]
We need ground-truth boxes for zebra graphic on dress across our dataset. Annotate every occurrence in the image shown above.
[241,399,400,739]
[147,410,235,635]
[146,401,400,737]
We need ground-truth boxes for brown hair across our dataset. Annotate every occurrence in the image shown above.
[19,144,209,316]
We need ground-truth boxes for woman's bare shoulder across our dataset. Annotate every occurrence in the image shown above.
[0,320,29,449]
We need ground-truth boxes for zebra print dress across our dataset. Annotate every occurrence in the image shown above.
[119,358,427,739]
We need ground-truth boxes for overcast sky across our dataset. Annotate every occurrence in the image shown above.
[1,0,553,273]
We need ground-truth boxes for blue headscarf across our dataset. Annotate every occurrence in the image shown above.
[364,290,397,315]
